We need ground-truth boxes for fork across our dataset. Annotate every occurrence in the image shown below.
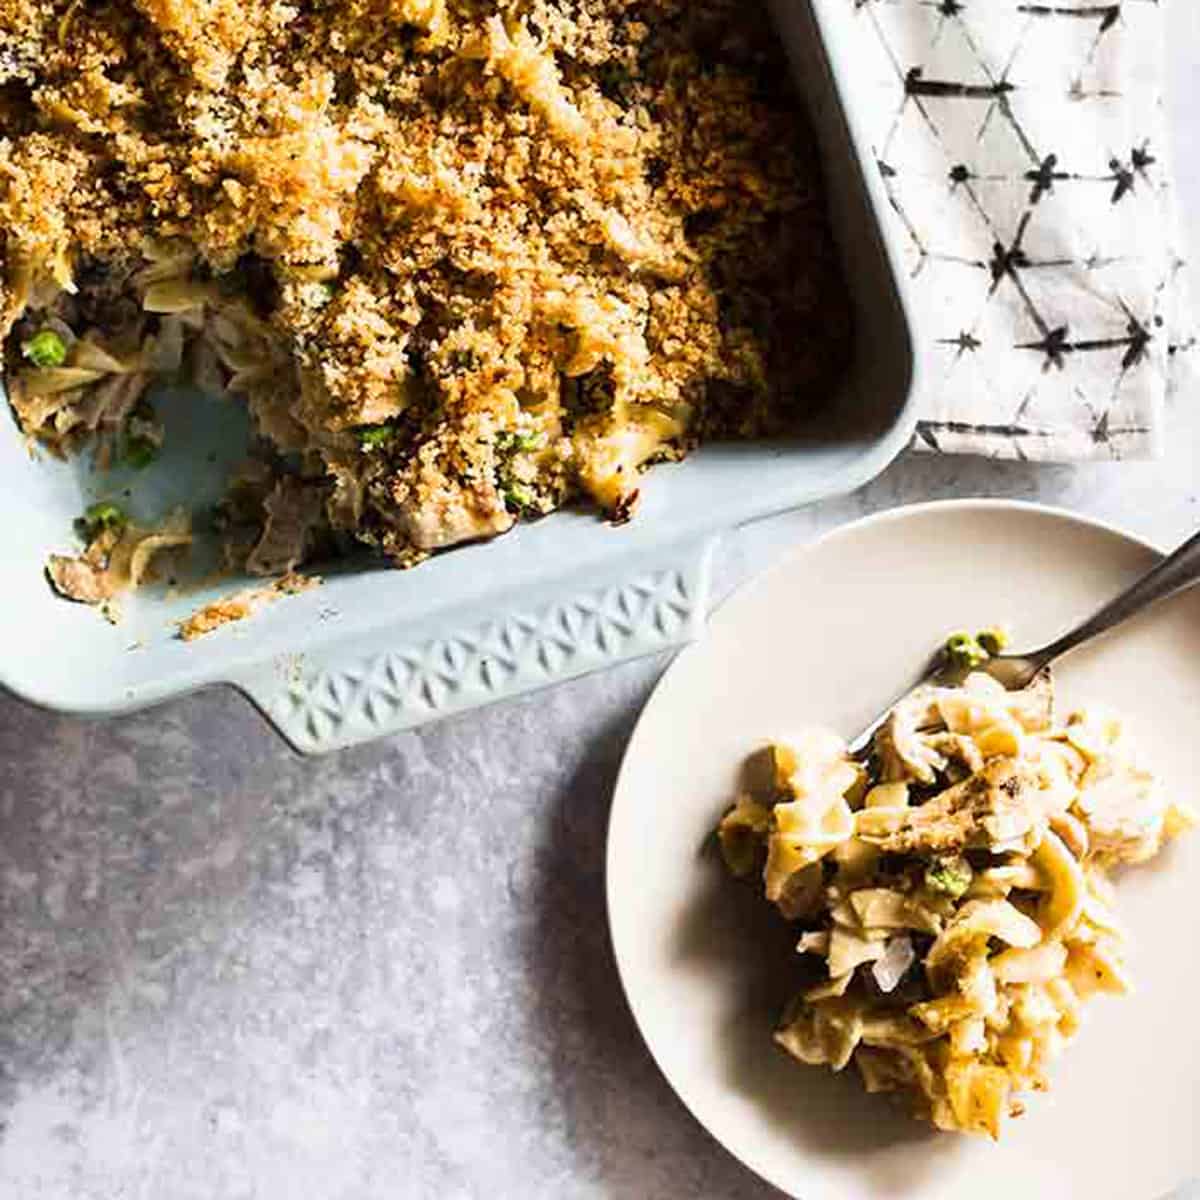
[847,525,1200,760]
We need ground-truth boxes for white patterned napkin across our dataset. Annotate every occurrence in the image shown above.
[844,0,1188,461]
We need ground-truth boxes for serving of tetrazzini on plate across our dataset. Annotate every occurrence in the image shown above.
[606,501,1200,1200]
[716,669,1193,1139]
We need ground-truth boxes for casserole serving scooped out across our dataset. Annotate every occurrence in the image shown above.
[0,0,916,750]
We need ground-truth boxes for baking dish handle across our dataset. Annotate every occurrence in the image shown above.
[231,534,719,754]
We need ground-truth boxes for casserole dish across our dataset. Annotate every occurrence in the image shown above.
[0,0,917,753]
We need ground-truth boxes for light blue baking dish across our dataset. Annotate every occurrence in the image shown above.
[0,0,918,753]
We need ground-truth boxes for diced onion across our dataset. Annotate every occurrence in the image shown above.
[871,936,915,994]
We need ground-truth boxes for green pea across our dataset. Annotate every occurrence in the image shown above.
[978,627,1009,656]
[82,501,127,535]
[357,425,394,450]
[925,857,972,899]
[496,430,543,454]
[503,483,535,512]
[124,437,159,469]
[945,631,986,668]
[22,329,68,368]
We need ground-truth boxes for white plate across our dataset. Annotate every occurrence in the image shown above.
[607,500,1200,1200]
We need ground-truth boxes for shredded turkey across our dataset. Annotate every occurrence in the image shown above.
[245,479,329,576]
[861,758,1047,858]
[45,510,193,609]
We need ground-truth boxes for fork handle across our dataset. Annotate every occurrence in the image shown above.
[1034,527,1200,666]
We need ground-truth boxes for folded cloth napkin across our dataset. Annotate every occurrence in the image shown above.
[845,0,1188,461]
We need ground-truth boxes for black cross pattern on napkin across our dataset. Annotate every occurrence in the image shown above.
[852,0,1170,455]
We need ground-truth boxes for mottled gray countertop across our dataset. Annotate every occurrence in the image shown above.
[4,16,1200,1200]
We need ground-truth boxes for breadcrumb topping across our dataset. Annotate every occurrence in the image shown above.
[2,0,851,566]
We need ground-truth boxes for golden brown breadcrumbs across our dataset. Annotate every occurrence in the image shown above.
[176,571,321,639]
[1,0,851,572]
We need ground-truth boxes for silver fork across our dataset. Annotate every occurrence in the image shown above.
[847,526,1200,760]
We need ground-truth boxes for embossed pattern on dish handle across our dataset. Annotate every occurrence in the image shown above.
[232,537,718,754]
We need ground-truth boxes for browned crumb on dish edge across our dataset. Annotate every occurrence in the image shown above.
[1,0,852,574]
[177,572,321,640]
